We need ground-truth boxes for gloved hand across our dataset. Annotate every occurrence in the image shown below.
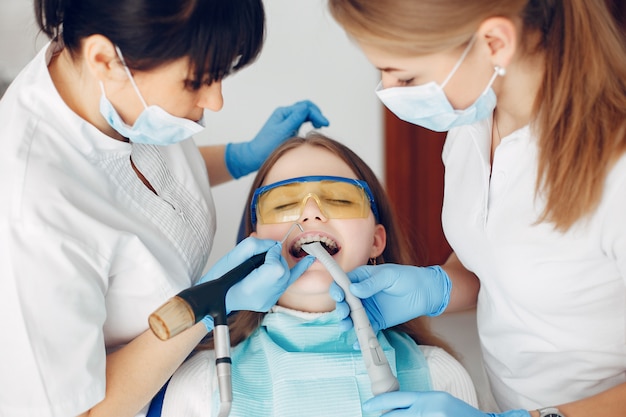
[198,237,315,331]
[330,264,451,333]
[333,297,352,331]
[363,391,530,417]
[225,100,330,179]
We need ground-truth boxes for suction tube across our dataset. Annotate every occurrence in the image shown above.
[301,242,400,395]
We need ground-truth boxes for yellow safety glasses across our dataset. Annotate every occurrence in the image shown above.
[251,175,380,225]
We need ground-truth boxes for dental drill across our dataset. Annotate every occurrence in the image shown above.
[149,251,267,417]
[301,242,400,395]
[148,223,304,417]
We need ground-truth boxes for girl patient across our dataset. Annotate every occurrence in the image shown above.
[159,133,477,416]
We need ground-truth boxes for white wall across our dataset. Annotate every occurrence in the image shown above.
[0,0,48,78]
[0,0,383,265]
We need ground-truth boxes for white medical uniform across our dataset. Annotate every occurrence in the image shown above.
[442,118,626,410]
[0,42,216,417]
[160,306,478,417]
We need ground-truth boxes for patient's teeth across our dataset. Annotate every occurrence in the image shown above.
[290,233,339,257]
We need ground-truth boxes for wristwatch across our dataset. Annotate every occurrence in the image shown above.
[537,407,565,417]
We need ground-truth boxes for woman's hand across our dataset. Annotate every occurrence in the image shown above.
[197,237,314,330]
[331,264,451,332]
[225,100,329,178]
[363,391,530,417]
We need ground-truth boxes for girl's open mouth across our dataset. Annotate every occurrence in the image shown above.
[289,234,339,258]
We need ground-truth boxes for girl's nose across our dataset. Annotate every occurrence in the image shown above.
[198,80,224,112]
[299,195,327,223]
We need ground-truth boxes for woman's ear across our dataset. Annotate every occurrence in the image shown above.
[82,34,128,83]
[477,16,517,69]
[370,224,386,259]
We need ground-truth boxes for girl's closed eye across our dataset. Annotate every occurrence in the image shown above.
[273,201,299,211]
[325,198,356,207]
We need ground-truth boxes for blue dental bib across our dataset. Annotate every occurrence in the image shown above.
[223,307,432,417]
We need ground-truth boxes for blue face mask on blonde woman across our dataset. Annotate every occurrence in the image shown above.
[329,1,626,417]
[376,36,505,132]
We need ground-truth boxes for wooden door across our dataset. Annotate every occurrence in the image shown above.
[383,1,625,267]
[384,110,450,266]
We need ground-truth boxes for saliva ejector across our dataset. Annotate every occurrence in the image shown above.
[301,241,400,395]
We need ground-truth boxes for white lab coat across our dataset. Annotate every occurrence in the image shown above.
[0,42,216,417]
[442,119,626,410]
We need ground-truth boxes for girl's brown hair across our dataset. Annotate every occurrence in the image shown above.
[197,133,452,354]
[330,0,626,230]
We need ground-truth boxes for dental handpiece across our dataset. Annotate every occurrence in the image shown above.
[149,252,268,417]
[148,251,268,341]
[150,224,304,417]
[149,224,304,340]
[301,242,400,395]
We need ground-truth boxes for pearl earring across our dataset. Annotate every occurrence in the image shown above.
[495,65,507,76]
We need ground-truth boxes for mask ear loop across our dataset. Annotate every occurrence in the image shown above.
[114,45,149,109]
[440,36,477,88]
[479,65,507,96]
[98,81,107,96]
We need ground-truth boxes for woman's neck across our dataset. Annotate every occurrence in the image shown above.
[48,46,122,140]
[491,51,544,157]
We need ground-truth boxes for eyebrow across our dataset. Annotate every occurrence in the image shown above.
[376,66,402,73]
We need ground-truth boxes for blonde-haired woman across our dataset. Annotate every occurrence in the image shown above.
[327,1,626,417]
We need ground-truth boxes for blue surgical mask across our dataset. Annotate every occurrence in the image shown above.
[375,37,505,132]
[99,46,205,145]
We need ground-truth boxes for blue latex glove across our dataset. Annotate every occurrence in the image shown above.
[333,297,352,331]
[363,391,530,417]
[225,100,330,179]
[199,237,315,331]
[330,264,451,333]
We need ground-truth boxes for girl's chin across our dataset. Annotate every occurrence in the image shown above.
[290,271,333,290]
[278,290,336,313]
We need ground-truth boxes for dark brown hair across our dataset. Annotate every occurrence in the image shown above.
[35,0,265,89]
[197,133,453,354]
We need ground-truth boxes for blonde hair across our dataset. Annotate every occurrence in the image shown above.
[330,0,626,230]
[197,133,453,355]
[329,0,527,55]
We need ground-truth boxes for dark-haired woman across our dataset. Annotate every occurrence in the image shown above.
[0,1,327,416]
